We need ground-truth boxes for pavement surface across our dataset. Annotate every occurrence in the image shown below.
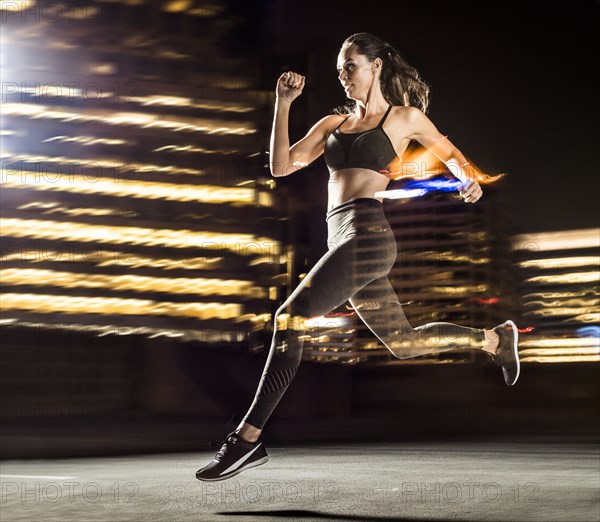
[1,437,598,522]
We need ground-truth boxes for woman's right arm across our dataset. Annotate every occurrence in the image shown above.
[270,71,341,178]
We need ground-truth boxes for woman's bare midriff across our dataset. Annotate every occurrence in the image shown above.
[327,168,391,211]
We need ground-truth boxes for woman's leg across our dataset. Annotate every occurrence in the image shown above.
[240,201,397,434]
[349,274,498,359]
[239,241,387,433]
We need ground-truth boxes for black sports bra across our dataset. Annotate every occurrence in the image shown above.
[324,105,398,175]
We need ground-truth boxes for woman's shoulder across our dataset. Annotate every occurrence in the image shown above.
[315,113,348,134]
[326,112,349,122]
[388,106,430,129]
[301,113,347,140]
[389,105,424,119]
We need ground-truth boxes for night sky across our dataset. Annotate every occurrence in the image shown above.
[230,0,598,234]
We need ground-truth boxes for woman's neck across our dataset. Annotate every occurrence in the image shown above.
[354,99,389,120]
[353,89,388,119]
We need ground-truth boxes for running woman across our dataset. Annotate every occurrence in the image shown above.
[196,32,520,482]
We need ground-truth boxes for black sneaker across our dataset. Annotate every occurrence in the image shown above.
[195,431,269,482]
[490,320,520,386]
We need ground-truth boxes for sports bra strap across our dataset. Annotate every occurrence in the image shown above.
[333,115,350,132]
[377,104,393,127]
[333,105,391,133]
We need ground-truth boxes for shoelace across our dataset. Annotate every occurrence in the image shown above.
[208,434,236,462]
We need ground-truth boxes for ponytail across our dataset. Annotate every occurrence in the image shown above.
[381,42,430,112]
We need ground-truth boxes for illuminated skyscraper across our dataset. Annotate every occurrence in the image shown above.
[1,1,281,353]
[513,228,600,363]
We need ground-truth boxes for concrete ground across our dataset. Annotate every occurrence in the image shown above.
[1,437,598,522]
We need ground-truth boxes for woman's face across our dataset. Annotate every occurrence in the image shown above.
[336,45,379,100]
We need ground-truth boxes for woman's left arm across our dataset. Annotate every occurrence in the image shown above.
[403,107,483,204]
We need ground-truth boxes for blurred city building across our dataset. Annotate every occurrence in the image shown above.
[0,0,283,418]
[512,228,600,363]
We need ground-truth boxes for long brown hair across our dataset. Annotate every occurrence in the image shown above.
[335,32,430,115]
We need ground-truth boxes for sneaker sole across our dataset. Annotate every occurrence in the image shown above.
[196,455,269,482]
[505,320,520,385]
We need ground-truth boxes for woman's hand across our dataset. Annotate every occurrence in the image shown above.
[459,180,483,203]
[276,71,305,103]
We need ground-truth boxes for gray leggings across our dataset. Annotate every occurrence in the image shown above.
[242,197,487,430]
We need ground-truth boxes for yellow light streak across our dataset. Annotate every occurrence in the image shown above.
[518,338,600,348]
[447,231,488,241]
[523,308,600,317]
[524,290,599,300]
[49,40,78,50]
[520,355,600,363]
[248,255,286,266]
[1,293,241,319]
[1,171,260,205]
[0,218,281,255]
[0,0,35,10]
[430,285,488,295]
[519,256,600,270]
[406,250,490,264]
[18,201,136,218]
[1,103,256,135]
[572,313,600,323]
[43,135,132,146]
[524,298,599,308]
[164,0,223,16]
[0,319,258,342]
[1,268,267,298]
[2,152,203,176]
[1,249,226,270]
[188,5,224,17]
[157,50,189,60]
[164,0,193,12]
[140,96,254,112]
[519,348,599,356]
[525,272,599,284]
[7,86,257,112]
[513,229,600,252]
[153,145,240,154]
